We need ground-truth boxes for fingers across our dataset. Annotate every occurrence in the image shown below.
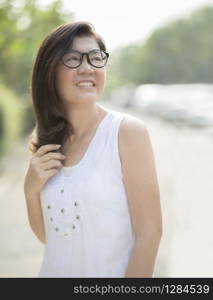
[27,144,66,193]
[45,168,59,177]
[35,144,62,158]
[40,152,66,163]
[31,144,66,173]
[43,159,63,171]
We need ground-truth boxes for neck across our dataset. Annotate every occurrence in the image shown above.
[65,103,103,140]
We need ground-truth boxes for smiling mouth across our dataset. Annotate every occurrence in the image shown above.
[76,82,95,87]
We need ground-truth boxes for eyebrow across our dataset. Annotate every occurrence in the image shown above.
[68,49,101,53]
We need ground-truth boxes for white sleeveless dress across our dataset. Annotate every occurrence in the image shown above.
[38,108,135,277]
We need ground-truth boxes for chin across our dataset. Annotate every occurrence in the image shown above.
[78,94,99,102]
[63,92,100,104]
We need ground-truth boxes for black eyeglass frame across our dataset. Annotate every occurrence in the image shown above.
[61,49,109,69]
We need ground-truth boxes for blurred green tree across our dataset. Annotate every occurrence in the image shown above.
[106,5,213,93]
[0,0,73,95]
[0,0,73,155]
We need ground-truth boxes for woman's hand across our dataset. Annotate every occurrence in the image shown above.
[24,144,66,195]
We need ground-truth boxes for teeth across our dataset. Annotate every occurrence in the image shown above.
[77,82,94,87]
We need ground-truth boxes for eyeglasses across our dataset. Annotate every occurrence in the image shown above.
[61,49,109,69]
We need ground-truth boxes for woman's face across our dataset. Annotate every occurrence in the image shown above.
[56,36,106,106]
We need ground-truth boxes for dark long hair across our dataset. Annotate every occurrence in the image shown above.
[29,21,106,153]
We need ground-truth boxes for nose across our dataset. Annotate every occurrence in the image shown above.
[77,54,94,74]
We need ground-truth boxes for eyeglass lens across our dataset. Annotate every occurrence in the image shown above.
[62,50,108,68]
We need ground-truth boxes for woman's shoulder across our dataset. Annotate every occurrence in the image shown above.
[119,112,148,139]
[102,106,149,138]
[117,112,150,162]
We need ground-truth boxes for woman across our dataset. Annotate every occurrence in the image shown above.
[24,21,162,278]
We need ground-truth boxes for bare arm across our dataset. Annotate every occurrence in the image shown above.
[119,116,162,277]
[24,188,46,244]
[24,144,66,244]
